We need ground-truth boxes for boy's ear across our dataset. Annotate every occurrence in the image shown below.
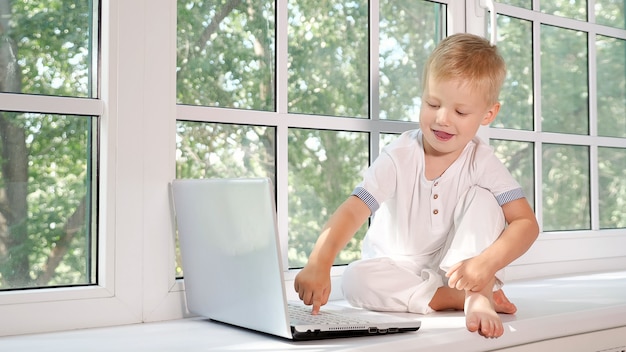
[481,102,501,126]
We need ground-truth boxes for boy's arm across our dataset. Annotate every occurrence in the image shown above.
[294,195,371,314]
[446,198,539,291]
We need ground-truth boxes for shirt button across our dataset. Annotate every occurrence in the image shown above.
[433,209,439,215]
[434,182,439,187]
[433,194,439,199]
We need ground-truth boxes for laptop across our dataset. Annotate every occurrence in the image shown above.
[170,177,421,340]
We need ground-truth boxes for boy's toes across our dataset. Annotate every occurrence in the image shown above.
[468,316,504,338]
[480,321,495,337]
[479,320,504,338]
[496,324,504,337]
[466,316,480,332]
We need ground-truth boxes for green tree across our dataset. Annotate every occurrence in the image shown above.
[0,0,94,289]
[175,1,626,267]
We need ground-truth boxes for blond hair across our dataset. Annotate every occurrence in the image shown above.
[422,33,506,104]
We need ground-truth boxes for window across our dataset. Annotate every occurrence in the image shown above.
[0,2,98,290]
[487,0,626,278]
[0,0,624,338]
[175,0,451,274]
[0,1,184,337]
[176,0,626,281]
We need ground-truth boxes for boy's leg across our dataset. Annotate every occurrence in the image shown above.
[342,186,514,321]
[439,186,506,287]
[341,257,443,314]
[435,186,512,338]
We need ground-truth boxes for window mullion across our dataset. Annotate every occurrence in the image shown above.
[588,28,600,231]
[276,0,289,115]
[0,93,104,116]
[531,15,544,232]
[276,0,290,269]
[369,0,380,163]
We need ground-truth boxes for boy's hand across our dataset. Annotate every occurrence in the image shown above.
[446,256,496,292]
[294,264,331,314]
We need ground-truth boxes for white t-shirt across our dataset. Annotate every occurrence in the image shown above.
[352,129,524,261]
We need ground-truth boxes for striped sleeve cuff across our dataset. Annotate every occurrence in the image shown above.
[351,186,379,214]
[495,187,525,206]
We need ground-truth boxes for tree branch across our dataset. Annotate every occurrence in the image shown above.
[36,196,87,286]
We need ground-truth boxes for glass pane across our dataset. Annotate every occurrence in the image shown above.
[498,0,532,9]
[176,122,276,180]
[541,0,587,21]
[0,112,96,290]
[542,144,590,231]
[175,121,276,276]
[177,1,276,110]
[380,133,400,152]
[288,1,368,117]
[1,0,97,97]
[597,36,626,138]
[379,1,446,122]
[598,147,626,229]
[493,15,534,130]
[540,25,589,135]
[491,140,535,210]
[288,129,368,268]
[595,0,626,29]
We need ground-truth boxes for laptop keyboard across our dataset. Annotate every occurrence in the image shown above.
[288,303,369,325]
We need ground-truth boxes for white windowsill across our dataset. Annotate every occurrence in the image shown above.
[1,270,626,352]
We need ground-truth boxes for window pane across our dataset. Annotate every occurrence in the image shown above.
[288,1,368,117]
[379,1,445,122]
[498,0,532,9]
[493,15,533,130]
[1,1,97,97]
[287,129,368,268]
[176,122,276,180]
[0,112,97,290]
[597,36,626,138]
[541,0,587,21]
[177,1,276,110]
[599,147,626,229]
[542,144,590,231]
[175,121,276,276]
[491,140,535,210]
[595,0,626,29]
[541,25,589,135]
[380,133,399,152]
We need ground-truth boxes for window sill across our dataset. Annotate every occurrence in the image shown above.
[2,271,626,352]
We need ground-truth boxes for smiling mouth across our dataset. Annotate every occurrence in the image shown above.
[433,129,454,141]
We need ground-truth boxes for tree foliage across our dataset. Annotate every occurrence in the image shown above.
[1,0,624,288]
[494,10,626,231]
[175,0,626,271]
[0,0,94,289]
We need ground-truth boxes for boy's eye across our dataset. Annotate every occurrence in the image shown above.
[427,102,439,108]
[456,110,468,116]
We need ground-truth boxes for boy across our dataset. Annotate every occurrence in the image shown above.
[293,33,540,339]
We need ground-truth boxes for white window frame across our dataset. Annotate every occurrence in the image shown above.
[468,0,626,280]
[0,0,184,336]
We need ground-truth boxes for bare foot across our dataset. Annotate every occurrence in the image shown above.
[493,289,517,314]
[464,289,504,338]
[429,287,518,315]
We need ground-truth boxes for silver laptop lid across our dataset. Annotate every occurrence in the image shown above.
[171,178,293,339]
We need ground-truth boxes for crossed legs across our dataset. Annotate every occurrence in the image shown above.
[429,280,517,338]
[343,187,514,338]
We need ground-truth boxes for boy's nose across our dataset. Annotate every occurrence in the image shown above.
[435,109,450,126]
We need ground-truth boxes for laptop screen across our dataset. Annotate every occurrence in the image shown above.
[171,178,292,338]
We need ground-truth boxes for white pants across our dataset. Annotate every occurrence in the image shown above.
[341,186,506,314]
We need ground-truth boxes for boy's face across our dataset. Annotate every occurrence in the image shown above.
[419,77,500,157]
